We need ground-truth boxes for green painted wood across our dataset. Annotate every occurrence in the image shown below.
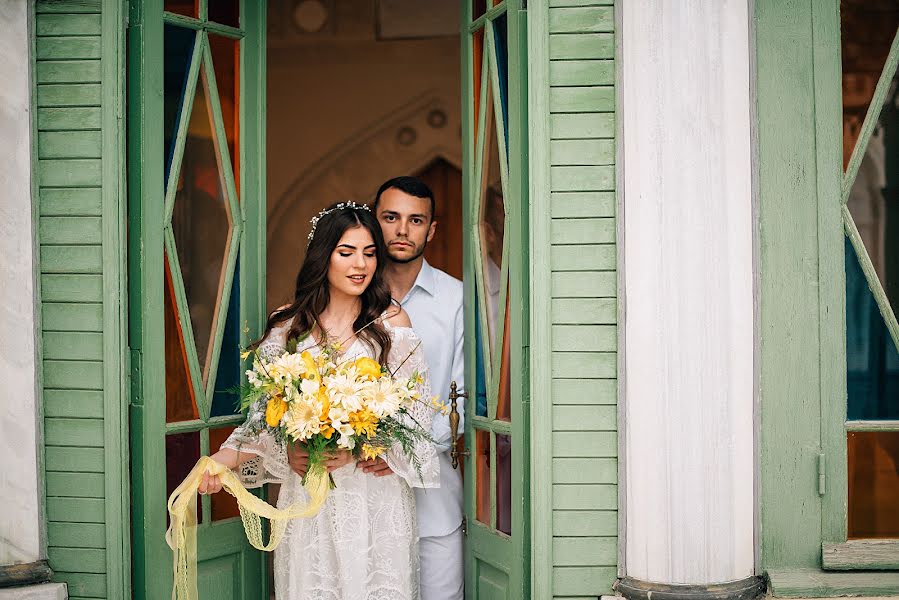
[550,191,615,218]
[37,36,102,60]
[550,138,614,166]
[38,159,102,186]
[550,0,614,6]
[46,497,105,523]
[42,303,103,331]
[550,86,614,113]
[40,188,102,215]
[53,572,106,597]
[45,446,104,472]
[40,216,102,244]
[550,272,616,297]
[822,540,899,569]
[42,331,103,360]
[550,113,614,139]
[38,131,103,158]
[551,297,615,323]
[40,245,103,273]
[548,7,613,34]
[766,568,899,597]
[550,218,614,243]
[37,60,101,84]
[43,359,103,389]
[551,246,615,272]
[40,274,103,302]
[552,537,616,566]
[551,351,615,378]
[36,0,101,12]
[45,472,105,498]
[36,14,102,36]
[38,107,102,130]
[44,418,105,447]
[553,486,617,511]
[37,83,102,107]
[552,566,616,595]
[551,324,616,351]
[552,431,616,457]
[48,524,106,549]
[756,0,827,570]
[550,165,614,191]
[48,548,106,574]
[553,509,617,534]
[43,389,104,418]
[552,405,616,431]
[549,33,613,60]
[552,458,616,484]
[549,60,613,87]
[551,378,616,404]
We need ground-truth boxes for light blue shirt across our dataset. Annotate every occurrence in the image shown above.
[400,260,465,538]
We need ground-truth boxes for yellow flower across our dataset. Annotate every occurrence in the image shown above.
[354,356,383,381]
[361,443,385,461]
[348,407,379,438]
[301,350,319,383]
[265,395,288,427]
[318,388,331,421]
[320,423,335,439]
[240,350,252,360]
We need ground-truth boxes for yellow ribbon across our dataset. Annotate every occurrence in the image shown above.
[165,456,330,600]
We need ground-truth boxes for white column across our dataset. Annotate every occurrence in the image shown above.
[0,0,43,572]
[621,0,755,585]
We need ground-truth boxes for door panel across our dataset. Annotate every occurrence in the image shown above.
[128,1,267,597]
[463,2,528,598]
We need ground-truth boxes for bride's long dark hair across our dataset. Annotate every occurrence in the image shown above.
[253,204,393,363]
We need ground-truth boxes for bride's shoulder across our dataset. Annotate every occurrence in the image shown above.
[381,303,412,329]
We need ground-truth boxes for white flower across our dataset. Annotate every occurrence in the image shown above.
[324,369,365,412]
[272,352,308,380]
[300,377,320,396]
[362,378,404,418]
[246,369,263,388]
[282,396,323,441]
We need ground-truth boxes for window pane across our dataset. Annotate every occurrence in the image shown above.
[496,285,511,422]
[166,431,202,525]
[164,0,198,18]
[164,25,196,185]
[474,310,488,418]
[171,63,234,382]
[495,433,511,535]
[493,13,509,146]
[210,258,242,417]
[209,426,241,520]
[846,237,899,420]
[166,258,200,423]
[472,0,487,21]
[478,98,505,361]
[848,431,899,538]
[475,428,491,526]
[208,0,240,28]
[208,33,240,194]
[472,28,484,137]
[840,1,899,168]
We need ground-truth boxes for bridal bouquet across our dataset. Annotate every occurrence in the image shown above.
[235,336,440,491]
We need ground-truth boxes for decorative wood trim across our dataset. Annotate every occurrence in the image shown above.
[845,419,899,431]
[527,2,554,599]
[616,575,766,600]
[822,540,899,570]
[0,560,52,588]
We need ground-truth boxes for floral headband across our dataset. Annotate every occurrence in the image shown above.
[307,201,371,247]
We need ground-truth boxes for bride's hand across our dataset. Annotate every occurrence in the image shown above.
[323,449,355,472]
[198,470,223,494]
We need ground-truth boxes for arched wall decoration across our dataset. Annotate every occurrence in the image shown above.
[267,93,462,308]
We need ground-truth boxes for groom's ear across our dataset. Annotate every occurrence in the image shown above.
[426,218,437,242]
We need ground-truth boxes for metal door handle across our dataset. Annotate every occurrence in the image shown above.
[448,380,468,469]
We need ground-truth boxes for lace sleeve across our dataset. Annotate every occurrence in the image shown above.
[218,324,292,488]
[383,326,440,489]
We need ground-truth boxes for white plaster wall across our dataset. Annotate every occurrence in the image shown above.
[621,0,755,584]
[0,0,43,566]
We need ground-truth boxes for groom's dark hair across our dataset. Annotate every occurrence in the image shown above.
[373,176,436,221]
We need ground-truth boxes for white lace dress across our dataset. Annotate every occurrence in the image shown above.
[221,318,440,600]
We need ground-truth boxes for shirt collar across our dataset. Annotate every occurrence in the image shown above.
[407,259,437,299]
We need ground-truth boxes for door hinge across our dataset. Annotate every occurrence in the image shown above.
[817,453,826,496]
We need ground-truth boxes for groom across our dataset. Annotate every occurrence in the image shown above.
[362,176,465,600]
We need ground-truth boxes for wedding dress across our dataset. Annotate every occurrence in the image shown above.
[221,316,440,600]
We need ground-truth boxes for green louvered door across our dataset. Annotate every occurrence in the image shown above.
[462,1,529,598]
[128,1,267,598]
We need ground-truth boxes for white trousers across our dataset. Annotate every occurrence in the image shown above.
[419,524,464,600]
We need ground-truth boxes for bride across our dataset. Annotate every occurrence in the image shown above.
[199,202,440,599]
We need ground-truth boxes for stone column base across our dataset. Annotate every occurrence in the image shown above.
[0,583,66,600]
[616,575,766,600]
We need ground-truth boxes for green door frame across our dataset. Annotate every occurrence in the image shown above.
[127,1,267,597]
[462,1,530,598]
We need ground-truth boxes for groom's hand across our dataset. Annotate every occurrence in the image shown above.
[360,458,394,477]
[288,444,309,477]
